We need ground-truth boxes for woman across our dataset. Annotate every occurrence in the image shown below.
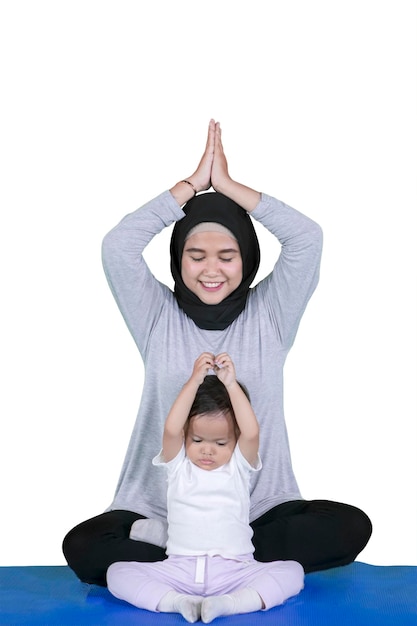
[63,120,372,586]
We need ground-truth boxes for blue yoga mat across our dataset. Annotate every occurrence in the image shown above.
[0,562,416,625]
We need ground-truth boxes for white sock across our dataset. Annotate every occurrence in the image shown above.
[129,518,168,548]
[201,587,263,623]
[157,590,203,623]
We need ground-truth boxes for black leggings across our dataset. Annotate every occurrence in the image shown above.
[62,500,372,586]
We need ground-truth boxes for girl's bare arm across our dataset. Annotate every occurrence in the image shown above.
[214,353,259,467]
[162,352,215,462]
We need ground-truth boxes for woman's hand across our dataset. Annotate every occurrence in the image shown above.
[211,122,232,193]
[210,122,261,213]
[187,119,216,193]
[170,120,215,205]
[170,119,260,211]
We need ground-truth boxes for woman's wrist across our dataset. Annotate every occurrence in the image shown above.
[181,179,198,195]
[170,175,261,213]
[170,179,200,206]
[214,178,261,213]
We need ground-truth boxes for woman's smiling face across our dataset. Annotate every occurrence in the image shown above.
[181,231,243,305]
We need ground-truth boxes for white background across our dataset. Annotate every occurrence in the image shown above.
[0,0,416,567]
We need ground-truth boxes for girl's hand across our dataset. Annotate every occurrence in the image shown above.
[190,352,215,386]
[213,352,236,388]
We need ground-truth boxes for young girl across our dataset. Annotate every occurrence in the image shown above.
[107,352,304,623]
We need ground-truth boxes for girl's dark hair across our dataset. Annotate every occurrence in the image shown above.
[185,375,250,437]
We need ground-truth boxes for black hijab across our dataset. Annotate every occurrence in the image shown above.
[170,192,261,330]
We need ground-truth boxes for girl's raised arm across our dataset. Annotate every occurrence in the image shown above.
[214,353,259,467]
[162,352,215,462]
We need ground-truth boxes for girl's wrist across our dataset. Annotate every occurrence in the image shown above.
[185,377,203,392]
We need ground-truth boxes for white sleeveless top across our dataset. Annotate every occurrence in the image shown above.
[153,444,262,557]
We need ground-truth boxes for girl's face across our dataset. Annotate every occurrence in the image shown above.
[181,231,243,305]
[185,412,237,471]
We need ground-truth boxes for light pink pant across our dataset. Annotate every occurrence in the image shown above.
[107,554,304,612]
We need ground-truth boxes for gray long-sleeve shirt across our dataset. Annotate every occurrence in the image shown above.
[102,190,323,522]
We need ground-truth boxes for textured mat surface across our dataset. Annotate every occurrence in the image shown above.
[0,562,416,625]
